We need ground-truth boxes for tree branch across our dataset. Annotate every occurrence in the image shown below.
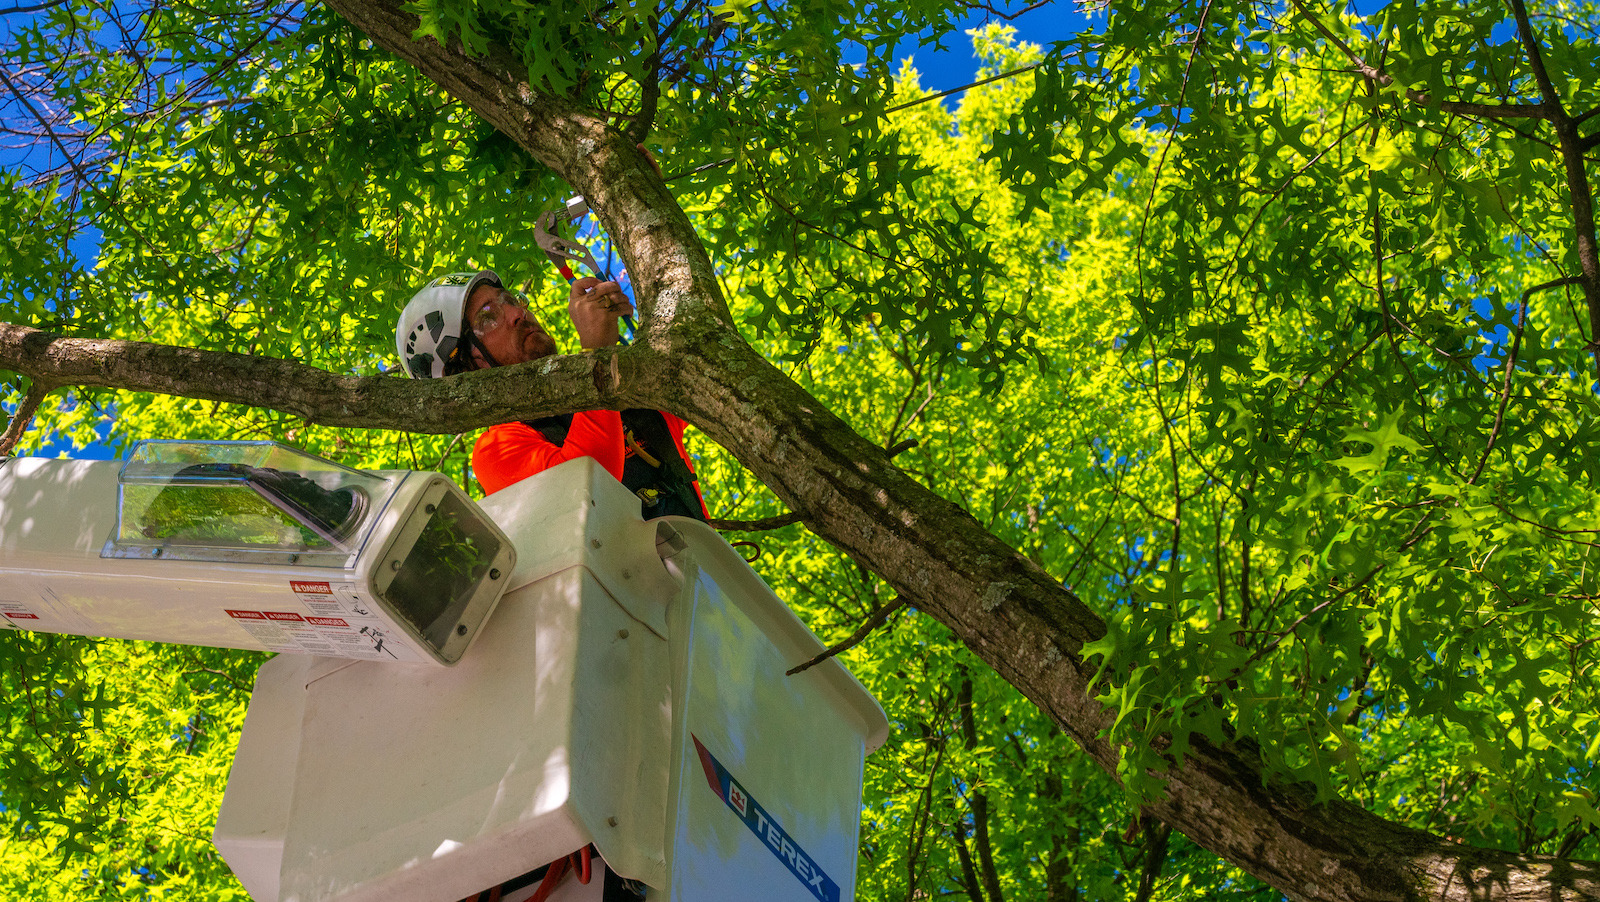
[952,815,988,902]
[0,0,75,13]
[1289,0,1549,120]
[1134,820,1173,902]
[0,323,640,433]
[958,675,1007,902]
[1507,0,1563,107]
[0,379,48,457]
[787,597,906,676]
[321,0,732,338]
[707,511,803,532]
[1469,276,1582,484]
[1507,0,1600,376]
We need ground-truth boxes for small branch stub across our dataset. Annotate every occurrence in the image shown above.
[787,597,908,676]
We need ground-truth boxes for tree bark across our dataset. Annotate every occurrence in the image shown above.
[2,1,1597,899]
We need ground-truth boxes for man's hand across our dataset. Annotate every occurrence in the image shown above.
[568,277,634,349]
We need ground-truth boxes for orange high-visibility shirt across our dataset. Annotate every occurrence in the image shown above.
[471,410,707,518]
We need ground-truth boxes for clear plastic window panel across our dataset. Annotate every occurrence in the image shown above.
[109,441,395,566]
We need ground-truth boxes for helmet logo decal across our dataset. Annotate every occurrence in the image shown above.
[406,352,434,379]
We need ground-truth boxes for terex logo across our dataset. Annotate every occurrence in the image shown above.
[693,735,839,902]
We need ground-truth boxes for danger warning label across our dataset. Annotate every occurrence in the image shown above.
[217,580,423,662]
[289,580,380,620]
[0,600,43,628]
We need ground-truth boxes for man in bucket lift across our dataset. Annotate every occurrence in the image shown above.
[396,269,707,520]
[398,273,677,900]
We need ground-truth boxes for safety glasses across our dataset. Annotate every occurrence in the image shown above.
[468,289,532,336]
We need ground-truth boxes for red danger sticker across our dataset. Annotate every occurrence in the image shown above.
[291,581,333,594]
[307,617,348,627]
[265,611,305,622]
[4,612,39,620]
[227,610,267,620]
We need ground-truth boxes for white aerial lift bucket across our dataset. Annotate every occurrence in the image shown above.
[212,455,889,902]
[0,440,516,665]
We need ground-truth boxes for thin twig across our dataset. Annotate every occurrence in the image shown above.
[1219,117,1369,290]
[0,0,74,14]
[787,596,907,675]
[1370,148,1426,401]
[1229,516,1438,676]
[0,63,164,261]
[708,511,803,532]
[960,0,1053,22]
[433,432,466,469]
[870,62,1046,122]
[1469,276,1580,484]
[182,665,252,695]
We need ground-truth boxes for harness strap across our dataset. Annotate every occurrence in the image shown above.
[526,411,704,521]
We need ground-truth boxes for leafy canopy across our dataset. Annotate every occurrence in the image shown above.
[4,0,1600,897]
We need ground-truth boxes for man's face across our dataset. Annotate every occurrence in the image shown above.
[466,283,557,367]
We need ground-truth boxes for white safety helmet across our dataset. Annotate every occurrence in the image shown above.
[395,270,502,379]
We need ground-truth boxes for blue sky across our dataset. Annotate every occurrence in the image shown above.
[891,3,1081,92]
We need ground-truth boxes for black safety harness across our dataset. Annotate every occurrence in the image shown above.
[525,410,706,521]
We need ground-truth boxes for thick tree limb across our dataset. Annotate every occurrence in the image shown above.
[314,4,1600,893]
[320,0,732,344]
[0,322,631,431]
